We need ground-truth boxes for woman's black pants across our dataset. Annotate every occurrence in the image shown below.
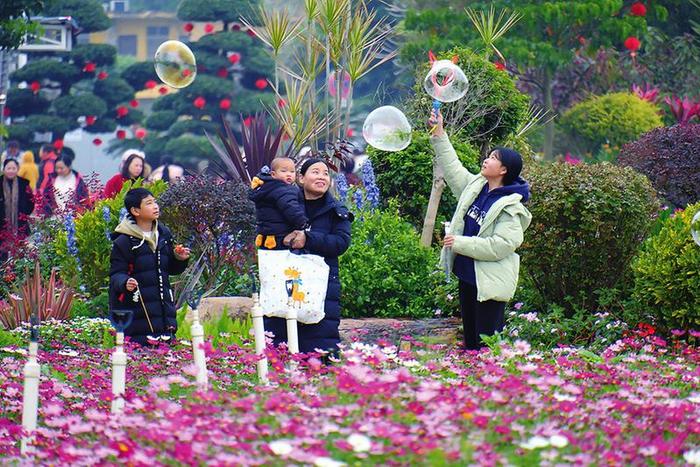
[458,281,506,350]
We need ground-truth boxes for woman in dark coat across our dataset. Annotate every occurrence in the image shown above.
[0,159,35,245]
[264,158,353,354]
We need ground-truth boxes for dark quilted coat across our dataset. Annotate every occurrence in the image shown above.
[264,191,353,353]
[249,173,308,236]
[109,221,188,344]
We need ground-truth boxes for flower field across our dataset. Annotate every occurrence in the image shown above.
[1,331,699,465]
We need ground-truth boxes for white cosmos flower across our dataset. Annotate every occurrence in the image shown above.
[314,457,347,467]
[347,433,371,452]
[268,440,293,456]
[684,449,700,465]
[549,435,568,448]
[519,435,550,450]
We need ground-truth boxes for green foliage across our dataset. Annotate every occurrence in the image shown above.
[163,135,218,165]
[504,306,628,352]
[168,119,220,137]
[10,59,81,88]
[176,305,253,349]
[120,61,159,90]
[560,92,664,154]
[0,327,23,347]
[145,111,178,131]
[339,203,459,318]
[42,0,111,33]
[53,180,168,297]
[630,203,700,331]
[0,0,45,50]
[6,88,50,117]
[53,94,108,121]
[25,114,73,135]
[67,43,117,68]
[520,162,659,314]
[176,0,252,26]
[93,76,136,107]
[368,132,480,230]
[11,317,113,348]
[406,47,530,147]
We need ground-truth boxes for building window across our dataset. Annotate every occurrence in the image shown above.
[147,26,170,58]
[117,35,137,56]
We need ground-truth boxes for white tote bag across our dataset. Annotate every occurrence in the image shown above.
[258,250,329,324]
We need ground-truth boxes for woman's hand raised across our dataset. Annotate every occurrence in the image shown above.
[428,109,445,137]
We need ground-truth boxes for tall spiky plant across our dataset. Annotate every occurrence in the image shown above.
[240,7,304,90]
[465,6,521,64]
[205,114,295,185]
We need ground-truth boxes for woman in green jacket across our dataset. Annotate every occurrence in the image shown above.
[429,110,532,350]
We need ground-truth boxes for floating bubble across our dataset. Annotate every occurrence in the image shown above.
[154,40,197,88]
[423,60,469,103]
[362,106,412,152]
[692,210,700,247]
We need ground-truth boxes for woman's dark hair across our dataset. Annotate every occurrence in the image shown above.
[161,157,173,183]
[56,153,74,168]
[299,158,329,175]
[124,187,154,218]
[3,159,19,169]
[121,153,145,179]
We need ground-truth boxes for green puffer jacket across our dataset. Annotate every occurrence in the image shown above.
[431,134,532,302]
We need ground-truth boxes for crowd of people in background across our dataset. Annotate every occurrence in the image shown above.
[0,140,187,255]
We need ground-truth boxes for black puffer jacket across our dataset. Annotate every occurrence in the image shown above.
[108,219,188,344]
[264,191,353,353]
[0,176,34,237]
[249,173,308,236]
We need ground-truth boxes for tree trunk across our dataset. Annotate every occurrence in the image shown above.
[420,159,446,247]
[543,69,554,160]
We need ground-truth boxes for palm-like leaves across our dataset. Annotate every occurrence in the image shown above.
[465,6,522,63]
[240,7,303,57]
[205,115,295,185]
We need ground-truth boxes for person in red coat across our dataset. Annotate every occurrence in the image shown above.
[104,150,145,198]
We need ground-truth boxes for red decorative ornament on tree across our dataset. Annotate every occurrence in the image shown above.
[243,116,253,127]
[277,98,286,108]
[346,128,354,137]
[204,23,214,34]
[228,53,241,64]
[624,36,641,52]
[30,81,40,94]
[255,78,268,90]
[3,108,10,117]
[630,2,647,16]
[219,98,231,110]
[116,106,129,118]
[116,130,126,140]
[145,80,157,89]
[97,71,109,80]
[217,68,228,78]
[129,99,139,108]
[85,115,96,125]
[183,23,194,33]
[135,128,147,140]
[53,139,64,151]
[92,138,102,146]
[246,29,256,38]
[193,96,206,109]
[231,23,241,31]
[158,86,169,95]
[83,62,96,73]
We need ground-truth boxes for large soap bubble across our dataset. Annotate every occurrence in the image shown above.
[154,40,197,88]
[423,60,469,103]
[692,210,700,247]
[362,106,412,152]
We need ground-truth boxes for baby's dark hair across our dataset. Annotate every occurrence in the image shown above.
[270,157,295,172]
[124,188,154,218]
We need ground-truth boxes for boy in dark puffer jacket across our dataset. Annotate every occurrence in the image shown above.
[109,188,190,345]
[249,157,308,250]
